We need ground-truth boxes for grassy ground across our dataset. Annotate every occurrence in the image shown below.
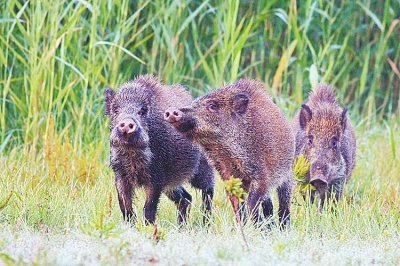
[1,123,399,265]
[1,0,400,265]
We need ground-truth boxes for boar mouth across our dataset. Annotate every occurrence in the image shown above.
[309,175,329,194]
[116,130,147,148]
[164,107,196,134]
[174,119,196,134]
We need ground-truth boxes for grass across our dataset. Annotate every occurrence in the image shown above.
[1,124,399,265]
[1,0,400,264]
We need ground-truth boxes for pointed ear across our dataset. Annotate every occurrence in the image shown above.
[232,92,250,115]
[341,107,348,132]
[299,104,312,129]
[105,88,115,115]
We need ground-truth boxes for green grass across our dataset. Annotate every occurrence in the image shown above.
[1,124,399,265]
[1,0,400,264]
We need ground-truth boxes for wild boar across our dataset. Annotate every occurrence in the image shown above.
[105,75,214,225]
[292,84,356,208]
[164,79,295,228]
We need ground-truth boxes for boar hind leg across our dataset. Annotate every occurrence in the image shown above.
[115,177,136,223]
[277,179,292,229]
[200,188,214,224]
[165,186,192,225]
[201,188,214,214]
[191,155,215,217]
[144,186,163,225]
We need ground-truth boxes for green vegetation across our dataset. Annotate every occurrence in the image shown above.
[0,0,399,264]
[223,176,247,202]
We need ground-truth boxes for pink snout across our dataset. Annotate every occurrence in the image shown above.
[164,108,183,123]
[118,118,137,135]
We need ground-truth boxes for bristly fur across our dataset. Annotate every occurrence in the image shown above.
[308,84,338,105]
[105,75,214,225]
[292,83,356,209]
[165,78,295,229]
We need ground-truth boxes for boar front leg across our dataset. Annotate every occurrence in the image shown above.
[247,181,266,225]
[277,179,292,229]
[330,178,346,202]
[261,195,275,228]
[115,175,136,223]
[247,166,271,225]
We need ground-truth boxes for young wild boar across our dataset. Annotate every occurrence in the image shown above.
[105,75,214,225]
[292,84,356,208]
[164,79,295,228]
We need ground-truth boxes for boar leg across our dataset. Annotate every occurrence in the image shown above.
[317,179,345,211]
[190,156,214,222]
[144,185,163,225]
[201,188,214,215]
[330,178,345,202]
[239,200,247,224]
[309,190,317,205]
[318,192,326,210]
[277,179,292,229]
[200,188,214,224]
[247,181,266,224]
[261,195,276,228]
[115,176,136,223]
[165,186,192,225]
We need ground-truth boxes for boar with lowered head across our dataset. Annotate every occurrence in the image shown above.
[105,75,215,225]
[164,79,295,228]
[292,84,356,208]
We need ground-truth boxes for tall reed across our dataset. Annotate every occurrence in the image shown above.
[0,0,399,153]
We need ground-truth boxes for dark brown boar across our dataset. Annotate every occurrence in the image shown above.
[164,79,295,228]
[292,84,356,208]
[105,75,215,225]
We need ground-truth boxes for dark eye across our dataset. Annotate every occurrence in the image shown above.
[330,137,338,149]
[206,101,219,113]
[138,106,148,116]
[307,135,314,145]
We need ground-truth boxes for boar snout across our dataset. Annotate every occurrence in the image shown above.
[309,162,328,190]
[164,107,196,134]
[118,118,137,135]
[164,107,183,123]
[309,175,328,191]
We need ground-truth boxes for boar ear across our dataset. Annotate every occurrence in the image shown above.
[341,107,348,132]
[299,104,312,129]
[232,92,249,115]
[105,88,115,116]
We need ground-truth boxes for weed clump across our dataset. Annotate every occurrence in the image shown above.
[294,154,314,197]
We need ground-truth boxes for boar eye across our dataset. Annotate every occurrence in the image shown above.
[307,135,314,145]
[330,137,338,149]
[206,101,219,113]
[138,106,148,116]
